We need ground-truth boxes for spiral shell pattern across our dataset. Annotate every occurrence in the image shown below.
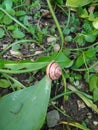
[46,62,62,80]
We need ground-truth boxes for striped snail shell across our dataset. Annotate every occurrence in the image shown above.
[46,61,62,80]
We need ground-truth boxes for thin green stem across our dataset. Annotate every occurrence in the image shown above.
[46,0,64,54]
[73,60,98,72]
[62,73,66,100]
[67,42,98,51]
[51,103,71,118]
[65,8,71,28]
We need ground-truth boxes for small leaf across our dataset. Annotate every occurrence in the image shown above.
[73,48,96,69]
[0,76,51,130]
[3,15,12,25]
[93,21,98,29]
[65,36,72,42]
[2,0,15,15]
[0,28,5,38]
[0,79,10,88]
[12,28,25,39]
[73,54,84,69]
[74,33,85,46]
[66,0,92,7]
[15,11,26,16]
[84,34,96,43]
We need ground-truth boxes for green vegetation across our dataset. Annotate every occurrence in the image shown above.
[0,0,98,129]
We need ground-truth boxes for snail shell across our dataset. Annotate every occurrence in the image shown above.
[46,62,62,80]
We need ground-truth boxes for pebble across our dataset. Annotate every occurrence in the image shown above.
[53,44,60,52]
[47,37,56,43]
[10,50,23,58]
[77,100,86,110]
[93,121,98,126]
[47,110,60,127]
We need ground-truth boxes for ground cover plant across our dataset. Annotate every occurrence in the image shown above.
[0,0,98,130]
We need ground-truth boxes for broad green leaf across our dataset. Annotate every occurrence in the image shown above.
[66,0,93,7]
[12,28,25,39]
[0,76,51,130]
[0,79,10,88]
[0,60,49,73]
[37,52,73,69]
[55,52,73,68]
[0,52,73,74]
[0,28,5,38]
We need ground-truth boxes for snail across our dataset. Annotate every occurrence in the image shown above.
[46,61,62,80]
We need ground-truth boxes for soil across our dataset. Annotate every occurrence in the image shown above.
[0,1,98,130]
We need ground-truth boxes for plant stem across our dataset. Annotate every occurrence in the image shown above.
[46,0,64,54]
[66,42,98,51]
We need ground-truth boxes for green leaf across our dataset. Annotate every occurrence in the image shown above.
[12,28,25,39]
[84,34,96,43]
[66,0,93,7]
[73,54,84,69]
[73,48,96,69]
[0,76,51,130]
[3,15,12,25]
[2,0,12,11]
[0,28,5,38]
[89,74,98,91]
[55,52,73,68]
[93,88,98,102]
[0,60,49,73]
[0,79,10,88]
[93,20,98,29]
[0,52,73,74]
[65,36,72,42]
[74,33,85,46]
[56,0,63,5]
[2,0,15,15]
[15,11,26,16]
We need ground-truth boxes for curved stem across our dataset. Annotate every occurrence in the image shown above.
[46,0,64,54]
[73,60,98,72]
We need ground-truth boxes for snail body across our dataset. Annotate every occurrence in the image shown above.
[46,62,62,80]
